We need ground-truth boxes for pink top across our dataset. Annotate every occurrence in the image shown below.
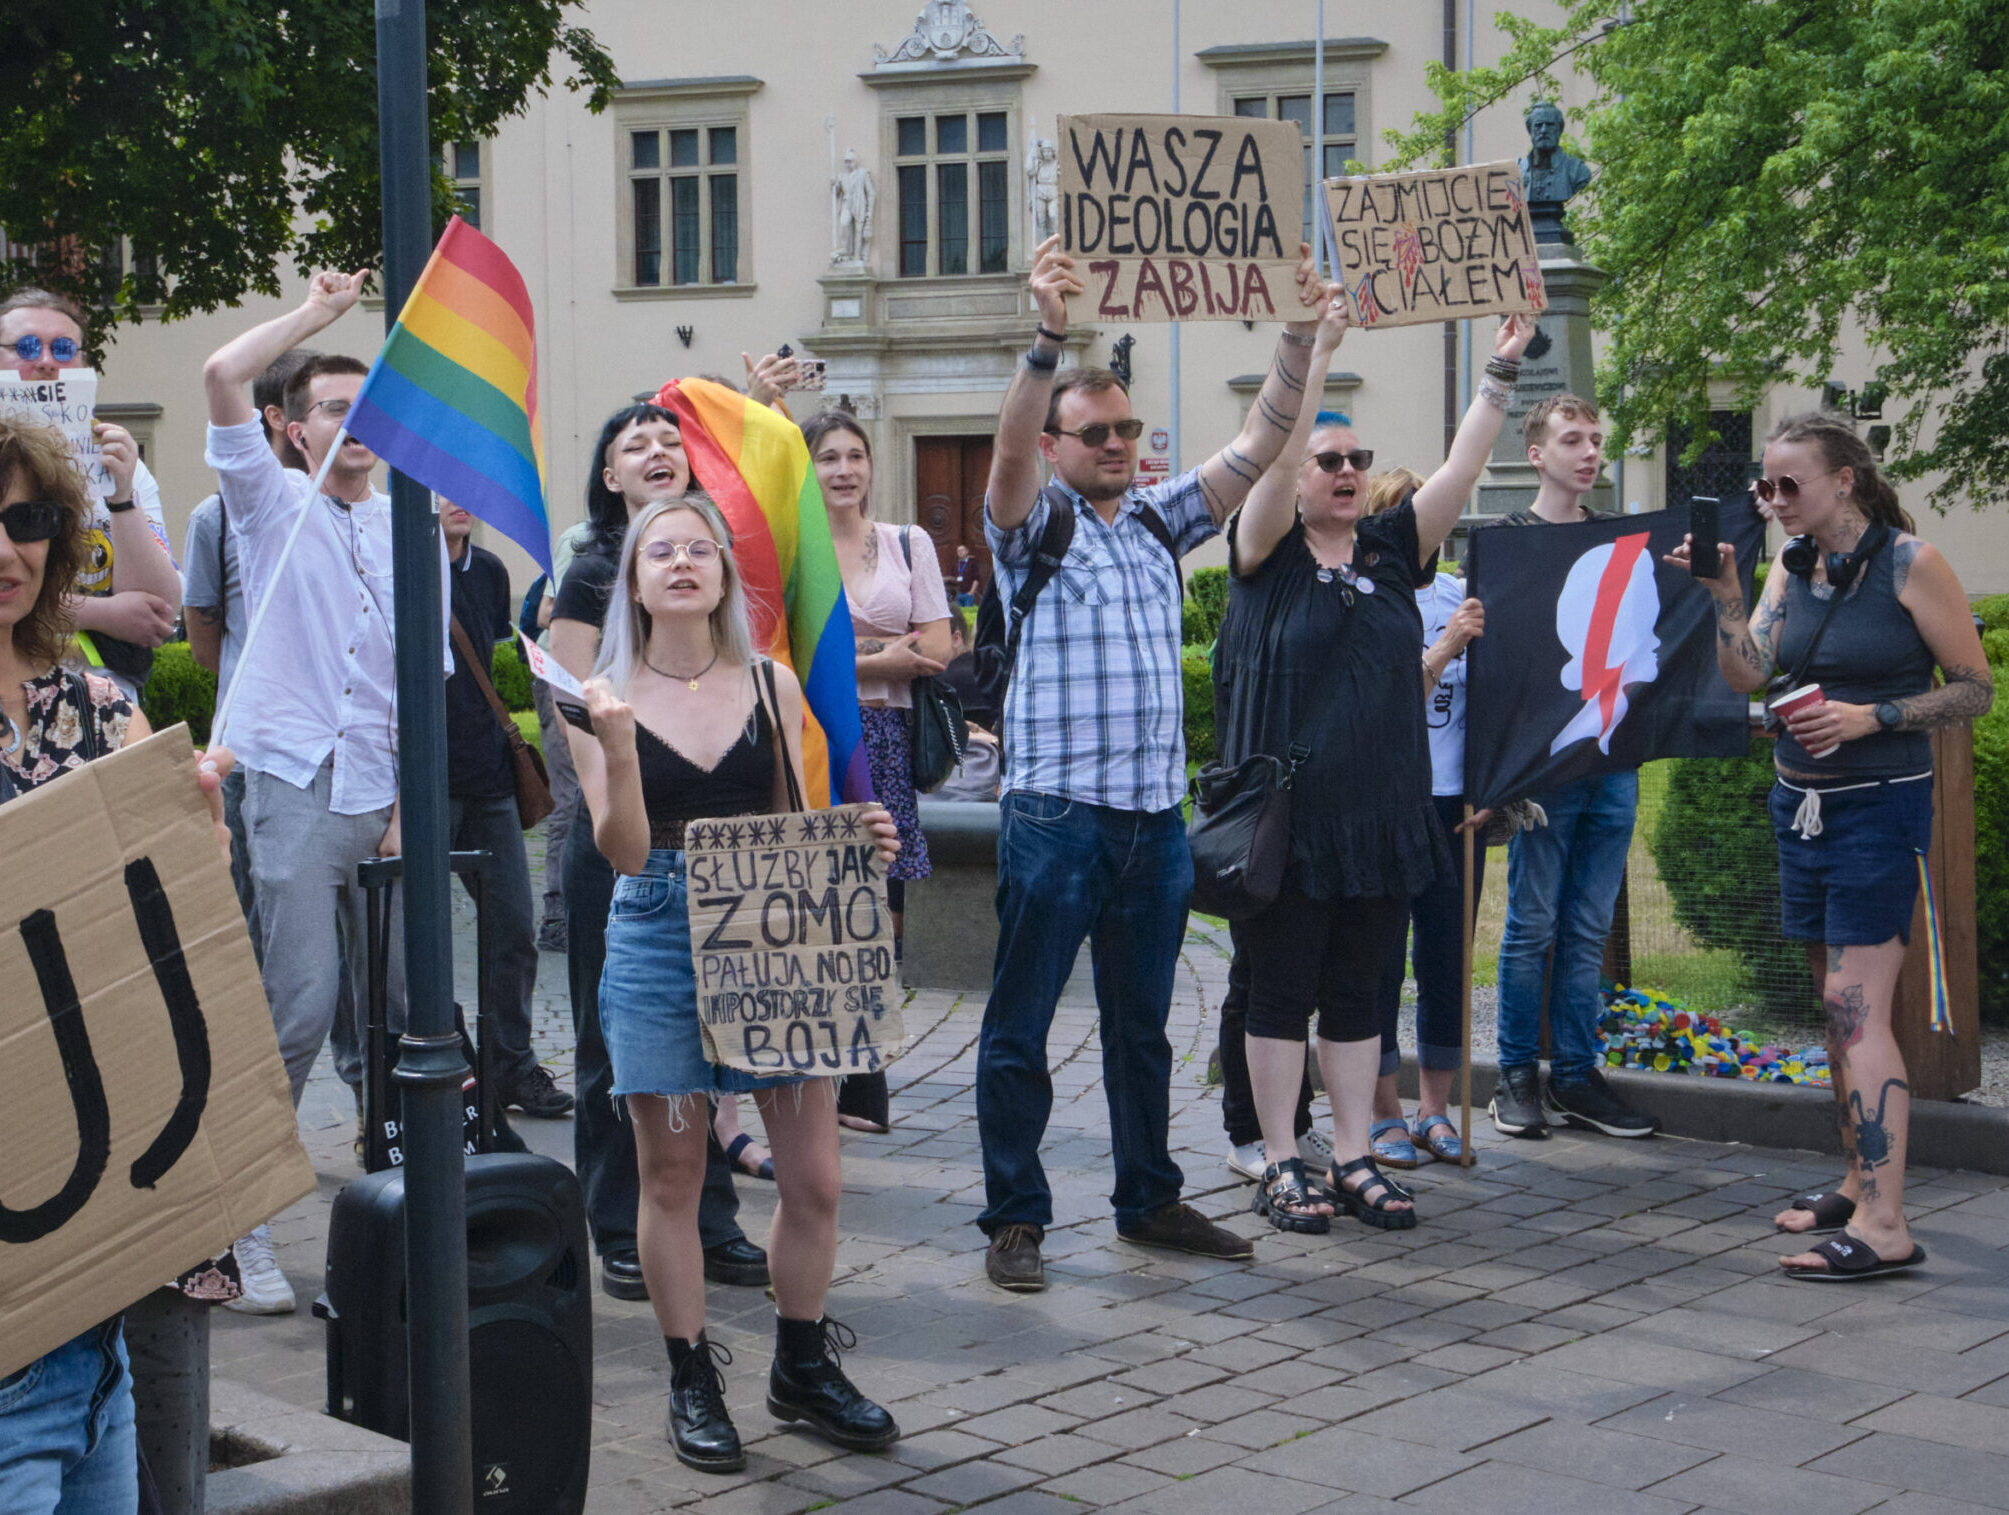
[849,521,952,709]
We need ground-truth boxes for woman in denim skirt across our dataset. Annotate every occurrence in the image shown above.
[1676,411,1993,1282]
[566,496,903,1472]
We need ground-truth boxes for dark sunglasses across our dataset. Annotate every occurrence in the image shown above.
[1050,418,1145,447]
[1,499,64,544]
[1311,448,1375,474]
[1752,470,1832,504]
[6,335,80,365]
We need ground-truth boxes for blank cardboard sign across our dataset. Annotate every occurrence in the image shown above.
[0,727,312,1377]
[1058,113,1308,325]
[684,804,902,1078]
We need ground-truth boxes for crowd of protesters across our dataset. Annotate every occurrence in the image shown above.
[0,213,1993,1504]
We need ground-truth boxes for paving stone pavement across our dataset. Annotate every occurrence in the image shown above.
[215,867,2009,1514]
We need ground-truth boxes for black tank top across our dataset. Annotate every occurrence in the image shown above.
[1773,538,1935,777]
[635,698,775,848]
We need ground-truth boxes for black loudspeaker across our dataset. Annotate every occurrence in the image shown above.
[318,1153,593,1513]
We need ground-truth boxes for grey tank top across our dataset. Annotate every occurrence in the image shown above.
[1773,538,1934,777]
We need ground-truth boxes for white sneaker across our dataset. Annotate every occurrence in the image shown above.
[1227,1139,1266,1182]
[1297,1128,1334,1169]
[224,1225,296,1315]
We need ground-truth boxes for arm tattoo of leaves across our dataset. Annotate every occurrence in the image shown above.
[1891,536,1920,597]
[857,638,886,656]
[1892,662,1994,729]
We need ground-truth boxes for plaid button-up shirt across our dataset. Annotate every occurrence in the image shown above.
[985,468,1217,812]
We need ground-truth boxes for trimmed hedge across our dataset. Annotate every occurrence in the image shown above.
[1182,565,1229,648]
[491,639,532,712]
[140,641,217,744]
[1181,645,1215,767]
[1977,626,2009,1023]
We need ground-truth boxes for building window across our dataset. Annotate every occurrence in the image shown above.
[894,109,1010,278]
[448,141,485,232]
[1234,91,1357,244]
[629,123,740,287]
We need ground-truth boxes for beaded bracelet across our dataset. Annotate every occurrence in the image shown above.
[1477,375,1514,409]
[1484,355,1522,382]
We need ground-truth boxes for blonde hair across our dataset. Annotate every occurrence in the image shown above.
[594,495,758,695]
[1363,466,1425,516]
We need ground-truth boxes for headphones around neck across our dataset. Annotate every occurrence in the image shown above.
[1780,518,1889,595]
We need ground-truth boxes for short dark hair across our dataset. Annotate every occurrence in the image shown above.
[256,349,320,466]
[1523,392,1599,447]
[0,286,86,333]
[585,403,683,551]
[281,354,370,421]
[1043,367,1129,433]
[800,410,871,462]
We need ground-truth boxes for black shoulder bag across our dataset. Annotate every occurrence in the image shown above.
[1187,551,1352,921]
[896,527,967,792]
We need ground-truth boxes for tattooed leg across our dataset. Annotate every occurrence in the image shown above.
[1781,938,1913,1270]
[1777,943,1859,1232]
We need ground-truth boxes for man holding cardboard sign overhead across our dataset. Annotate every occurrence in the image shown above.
[973,210,1334,1293]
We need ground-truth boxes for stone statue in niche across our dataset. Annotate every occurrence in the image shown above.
[831,150,876,265]
[1518,99,1594,246]
[1024,130,1059,243]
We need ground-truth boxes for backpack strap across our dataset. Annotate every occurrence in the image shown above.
[1131,503,1185,599]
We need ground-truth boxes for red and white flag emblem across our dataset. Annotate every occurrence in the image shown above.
[1550,532,1661,755]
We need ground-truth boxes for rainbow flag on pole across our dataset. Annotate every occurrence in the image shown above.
[652,378,870,808]
[346,215,552,574]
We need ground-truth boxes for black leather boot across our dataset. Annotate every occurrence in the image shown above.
[665,1333,743,1472]
[766,1316,899,1452]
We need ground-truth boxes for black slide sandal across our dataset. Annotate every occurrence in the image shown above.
[1782,1233,1925,1282]
[1779,1191,1855,1235]
[725,1132,775,1182]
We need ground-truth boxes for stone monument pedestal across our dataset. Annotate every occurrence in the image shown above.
[1475,252,1612,520]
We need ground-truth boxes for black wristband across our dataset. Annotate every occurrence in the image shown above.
[105,497,136,513]
[1035,324,1067,346]
[1022,345,1059,373]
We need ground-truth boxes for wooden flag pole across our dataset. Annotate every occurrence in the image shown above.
[1459,804,1476,1167]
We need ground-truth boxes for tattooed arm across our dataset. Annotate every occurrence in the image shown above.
[1194,244,1330,529]
[1890,537,1994,729]
[1671,533,1783,693]
[1227,286,1347,574]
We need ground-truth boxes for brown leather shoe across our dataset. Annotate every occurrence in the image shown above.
[1117,1202,1255,1261]
[984,1224,1046,1292]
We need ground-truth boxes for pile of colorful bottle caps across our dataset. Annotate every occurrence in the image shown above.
[1598,986,1830,1087]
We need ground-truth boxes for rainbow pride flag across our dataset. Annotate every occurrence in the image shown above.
[346,215,552,574]
[652,378,870,808]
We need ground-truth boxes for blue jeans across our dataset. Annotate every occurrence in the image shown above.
[1496,770,1637,1080]
[0,1322,137,1515]
[976,794,1190,1232]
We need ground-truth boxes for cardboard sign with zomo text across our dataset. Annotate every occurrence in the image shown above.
[685,804,902,1078]
[0,727,313,1377]
[1321,162,1547,329]
[0,368,114,498]
[1059,113,1306,324]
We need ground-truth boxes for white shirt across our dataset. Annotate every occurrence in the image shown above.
[1419,570,1470,796]
[206,420,447,815]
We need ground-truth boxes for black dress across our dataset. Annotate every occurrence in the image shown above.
[1212,501,1452,902]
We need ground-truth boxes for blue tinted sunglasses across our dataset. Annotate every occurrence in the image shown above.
[8,335,80,365]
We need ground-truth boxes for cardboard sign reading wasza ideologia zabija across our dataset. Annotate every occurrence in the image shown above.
[1059,113,1305,324]
[1322,162,1547,329]
[686,804,901,1077]
[0,728,314,1378]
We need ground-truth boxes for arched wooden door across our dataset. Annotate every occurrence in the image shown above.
[914,435,993,603]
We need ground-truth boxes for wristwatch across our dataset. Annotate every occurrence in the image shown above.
[1874,700,1903,731]
[105,496,136,513]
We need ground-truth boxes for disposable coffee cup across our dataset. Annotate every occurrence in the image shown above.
[1769,683,1840,758]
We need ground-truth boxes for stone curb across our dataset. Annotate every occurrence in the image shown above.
[206,1379,409,1515]
[1396,1056,2009,1175]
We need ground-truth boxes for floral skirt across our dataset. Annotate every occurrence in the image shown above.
[859,704,931,882]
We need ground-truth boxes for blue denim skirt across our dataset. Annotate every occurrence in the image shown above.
[599,849,803,1100]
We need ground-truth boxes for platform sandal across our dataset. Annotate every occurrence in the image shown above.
[1330,1156,1418,1231]
[1251,1157,1332,1235]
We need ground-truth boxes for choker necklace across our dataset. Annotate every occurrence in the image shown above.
[644,648,720,691]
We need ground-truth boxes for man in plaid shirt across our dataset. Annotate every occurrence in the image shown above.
[976,234,1337,1292]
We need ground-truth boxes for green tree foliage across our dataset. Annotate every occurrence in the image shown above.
[140,640,216,744]
[489,639,532,712]
[1181,565,1230,647]
[0,1,615,334]
[1385,0,2009,513]
[1181,646,1215,767]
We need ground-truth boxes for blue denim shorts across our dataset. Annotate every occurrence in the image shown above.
[1770,773,1933,947]
[599,850,803,1101]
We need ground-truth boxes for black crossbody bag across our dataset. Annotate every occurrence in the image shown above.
[895,527,967,792]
